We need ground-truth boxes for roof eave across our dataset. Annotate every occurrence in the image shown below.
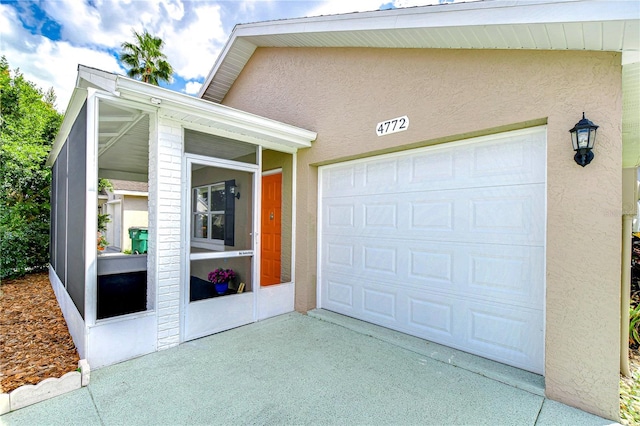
[116,75,316,152]
[200,0,639,104]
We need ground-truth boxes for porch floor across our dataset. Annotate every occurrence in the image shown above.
[1,312,613,425]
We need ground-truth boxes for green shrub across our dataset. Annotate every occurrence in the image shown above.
[97,213,111,233]
[0,56,62,279]
[98,178,113,193]
[631,304,640,347]
[1,205,50,278]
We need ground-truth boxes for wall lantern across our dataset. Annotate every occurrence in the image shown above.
[569,113,599,167]
[229,185,241,200]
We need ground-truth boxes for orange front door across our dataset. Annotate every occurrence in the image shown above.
[261,173,282,286]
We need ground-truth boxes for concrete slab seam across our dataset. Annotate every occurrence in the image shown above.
[86,385,104,426]
[534,397,545,424]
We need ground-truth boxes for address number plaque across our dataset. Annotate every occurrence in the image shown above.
[376,115,409,136]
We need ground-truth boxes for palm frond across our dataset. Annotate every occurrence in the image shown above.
[119,29,173,85]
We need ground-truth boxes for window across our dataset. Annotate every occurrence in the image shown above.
[192,180,235,248]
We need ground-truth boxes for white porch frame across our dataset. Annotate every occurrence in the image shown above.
[46,66,316,369]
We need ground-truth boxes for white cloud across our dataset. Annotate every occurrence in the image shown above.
[1,0,474,111]
[40,0,127,48]
[305,0,458,17]
[184,81,203,95]
[235,0,260,17]
[393,0,442,6]
[2,1,229,108]
[38,0,226,84]
[161,3,227,80]
[0,3,123,110]
[305,0,389,17]
[393,0,477,6]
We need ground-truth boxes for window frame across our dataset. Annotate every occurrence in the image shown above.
[191,180,235,251]
[192,182,226,251]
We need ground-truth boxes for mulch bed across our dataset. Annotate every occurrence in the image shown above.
[0,272,79,393]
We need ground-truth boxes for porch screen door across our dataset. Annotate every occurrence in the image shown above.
[183,155,258,341]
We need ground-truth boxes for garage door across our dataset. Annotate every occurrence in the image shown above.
[318,127,545,374]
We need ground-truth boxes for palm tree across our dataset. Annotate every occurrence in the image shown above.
[120,30,173,85]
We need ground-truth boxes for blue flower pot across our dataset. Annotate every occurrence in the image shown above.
[214,282,229,295]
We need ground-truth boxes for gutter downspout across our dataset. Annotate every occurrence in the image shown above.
[622,213,632,377]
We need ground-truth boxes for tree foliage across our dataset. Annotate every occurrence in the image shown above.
[120,29,174,85]
[0,56,63,279]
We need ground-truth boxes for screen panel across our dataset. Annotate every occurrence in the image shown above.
[66,101,88,318]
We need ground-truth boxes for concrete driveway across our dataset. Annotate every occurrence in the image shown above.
[1,311,616,425]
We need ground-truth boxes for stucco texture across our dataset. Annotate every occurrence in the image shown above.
[221,47,623,420]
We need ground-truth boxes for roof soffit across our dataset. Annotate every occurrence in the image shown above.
[113,77,315,152]
[199,0,639,165]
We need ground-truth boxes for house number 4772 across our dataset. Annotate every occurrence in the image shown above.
[376,115,409,136]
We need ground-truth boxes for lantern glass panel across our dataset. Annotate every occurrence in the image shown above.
[588,128,597,149]
[577,128,590,149]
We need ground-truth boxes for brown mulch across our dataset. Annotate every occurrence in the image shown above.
[0,272,79,393]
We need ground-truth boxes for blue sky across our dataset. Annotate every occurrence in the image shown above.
[1,0,452,111]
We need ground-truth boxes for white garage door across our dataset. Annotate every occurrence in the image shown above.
[319,127,546,374]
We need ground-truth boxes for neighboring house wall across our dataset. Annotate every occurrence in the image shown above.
[102,190,148,251]
[103,200,121,250]
[221,47,622,419]
[120,195,149,251]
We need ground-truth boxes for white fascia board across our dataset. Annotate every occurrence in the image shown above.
[115,76,317,149]
[198,31,252,100]
[113,190,149,197]
[47,88,88,166]
[624,52,640,66]
[234,0,635,36]
[76,65,119,94]
[182,122,303,154]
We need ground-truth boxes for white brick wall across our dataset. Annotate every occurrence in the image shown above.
[149,117,183,350]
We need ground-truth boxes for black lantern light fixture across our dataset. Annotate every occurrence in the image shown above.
[569,112,599,167]
[229,184,241,200]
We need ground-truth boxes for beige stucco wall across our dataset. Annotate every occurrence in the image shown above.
[221,47,622,419]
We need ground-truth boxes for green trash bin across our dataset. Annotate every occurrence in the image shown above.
[129,227,148,254]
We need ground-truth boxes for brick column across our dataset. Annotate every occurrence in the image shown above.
[149,116,183,350]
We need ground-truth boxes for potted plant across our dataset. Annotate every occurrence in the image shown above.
[208,268,236,295]
[97,232,109,252]
[97,211,111,252]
